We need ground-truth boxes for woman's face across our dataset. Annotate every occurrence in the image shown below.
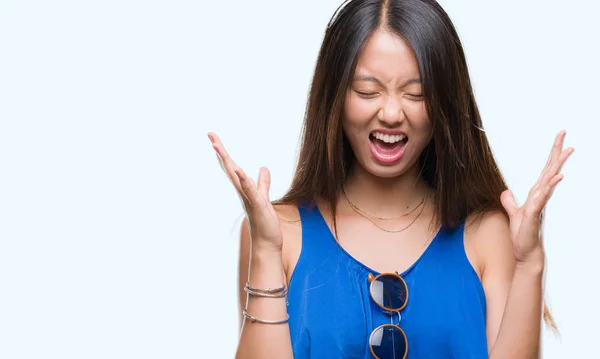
[343,29,432,179]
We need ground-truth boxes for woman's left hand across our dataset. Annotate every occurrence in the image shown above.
[500,131,574,264]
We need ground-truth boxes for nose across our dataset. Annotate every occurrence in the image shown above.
[378,96,405,126]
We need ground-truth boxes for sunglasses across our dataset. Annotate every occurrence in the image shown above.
[368,272,409,359]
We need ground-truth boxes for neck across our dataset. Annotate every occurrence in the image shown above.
[343,162,431,217]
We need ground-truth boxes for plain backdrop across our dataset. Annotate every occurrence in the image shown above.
[1,1,598,358]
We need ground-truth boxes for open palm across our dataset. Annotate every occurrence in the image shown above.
[208,132,283,251]
[500,131,574,262]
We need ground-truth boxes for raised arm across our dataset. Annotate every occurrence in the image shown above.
[484,131,573,358]
[209,133,294,359]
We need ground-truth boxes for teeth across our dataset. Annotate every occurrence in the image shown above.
[372,132,406,143]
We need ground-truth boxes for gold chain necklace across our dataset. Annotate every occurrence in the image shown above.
[342,185,425,220]
[345,190,429,233]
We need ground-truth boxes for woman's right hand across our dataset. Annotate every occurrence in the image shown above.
[208,132,283,252]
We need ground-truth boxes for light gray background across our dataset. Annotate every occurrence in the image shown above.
[1,1,598,358]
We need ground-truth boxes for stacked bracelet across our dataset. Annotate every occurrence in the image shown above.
[244,283,288,298]
[243,282,289,324]
[245,283,286,293]
[243,309,290,324]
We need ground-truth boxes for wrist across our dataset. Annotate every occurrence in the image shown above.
[516,247,545,275]
[248,246,285,287]
[250,236,283,254]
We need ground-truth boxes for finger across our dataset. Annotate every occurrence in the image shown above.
[539,131,566,183]
[537,132,571,189]
[542,174,564,199]
[553,130,566,156]
[257,167,271,201]
[234,167,264,209]
[524,132,568,218]
[209,133,242,192]
[542,147,574,186]
[549,131,566,164]
[539,146,574,190]
[548,174,565,200]
[231,167,253,206]
[529,174,564,217]
[555,147,575,173]
[547,174,564,195]
[213,144,243,192]
[500,190,518,218]
[210,133,233,164]
[207,132,216,144]
[215,153,224,171]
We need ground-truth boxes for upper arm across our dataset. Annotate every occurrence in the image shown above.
[465,211,516,352]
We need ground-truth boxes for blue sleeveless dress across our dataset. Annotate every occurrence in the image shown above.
[287,203,488,359]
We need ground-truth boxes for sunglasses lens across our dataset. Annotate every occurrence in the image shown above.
[370,274,407,311]
[370,325,407,359]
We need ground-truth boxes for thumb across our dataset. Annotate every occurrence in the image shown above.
[500,189,518,218]
[257,167,271,201]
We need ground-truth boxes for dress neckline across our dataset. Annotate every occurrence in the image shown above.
[312,203,444,277]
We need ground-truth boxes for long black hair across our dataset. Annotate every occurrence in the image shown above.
[276,0,556,329]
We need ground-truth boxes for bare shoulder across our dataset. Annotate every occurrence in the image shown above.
[465,210,510,240]
[273,202,301,224]
[273,203,303,243]
[464,209,515,279]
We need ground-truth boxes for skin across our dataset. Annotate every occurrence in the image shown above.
[209,28,574,359]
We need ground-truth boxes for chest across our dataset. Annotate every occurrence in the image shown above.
[334,219,439,274]
[288,262,488,359]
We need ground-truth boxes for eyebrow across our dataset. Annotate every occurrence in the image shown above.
[353,75,421,87]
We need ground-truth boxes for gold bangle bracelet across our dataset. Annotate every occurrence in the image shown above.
[243,309,290,324]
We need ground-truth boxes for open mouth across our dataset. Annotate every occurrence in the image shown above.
[369,131,408,164]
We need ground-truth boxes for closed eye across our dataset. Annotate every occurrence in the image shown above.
[406,93,424,100]
[355,91,379,99]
